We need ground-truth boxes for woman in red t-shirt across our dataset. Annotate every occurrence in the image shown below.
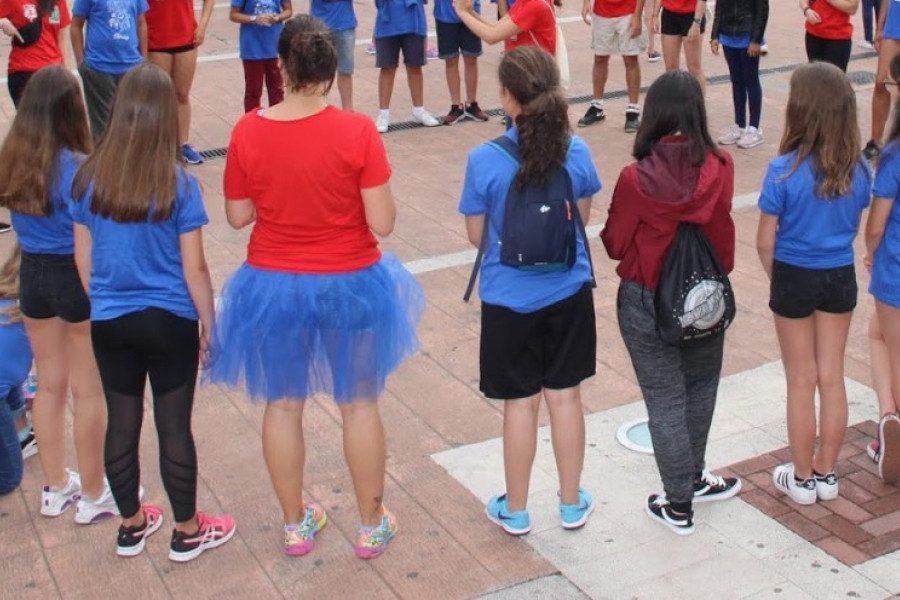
[800,0,859,71]
[453,0,557,56]
[0,0,70,106]
[208,16,423,561]
[144,0,213,164]
[650,0,708,94]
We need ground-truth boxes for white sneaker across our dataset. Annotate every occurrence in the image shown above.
[412,109,441,127]
[814,472,839,501]
[772,463,817,505]
[75,482,145,524]
[375,112,390,134]
[717,124,744,145]
[737,125,764,149]
[41,469,81,517]
[859,39,875,49]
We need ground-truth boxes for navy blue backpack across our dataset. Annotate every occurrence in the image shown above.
[464,136,594,302]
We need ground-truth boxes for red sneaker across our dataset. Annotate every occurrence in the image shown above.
[169,511,236,562]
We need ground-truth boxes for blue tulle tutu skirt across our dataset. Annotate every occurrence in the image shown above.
[205,253,424,403]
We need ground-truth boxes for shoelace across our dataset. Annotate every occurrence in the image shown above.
[360,521,391,546]
[700,471,727,489]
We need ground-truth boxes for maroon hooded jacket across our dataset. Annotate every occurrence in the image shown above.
[601,135,736,289]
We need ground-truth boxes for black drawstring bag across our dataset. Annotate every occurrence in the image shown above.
[655,223,735,347]
[12,17,43,48]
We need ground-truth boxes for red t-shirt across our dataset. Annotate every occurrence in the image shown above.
[507,0,556,56]
[0,0,70,74]
[145,0,196,50]
[662,0,696,14]
[806,0,852,40]
[223,107,391,274]
[593,0,637,19]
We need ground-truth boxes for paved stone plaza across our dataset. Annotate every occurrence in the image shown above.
[1,2,899,598]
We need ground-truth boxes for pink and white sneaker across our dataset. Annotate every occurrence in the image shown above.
[168,511,236,562]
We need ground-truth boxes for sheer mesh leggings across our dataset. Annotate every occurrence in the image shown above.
[92,308,200,523]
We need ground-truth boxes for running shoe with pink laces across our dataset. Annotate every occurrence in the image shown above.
[117,505,164,557]
[355,507,398,559]
[169,511,236,562]
[284,503,327,556]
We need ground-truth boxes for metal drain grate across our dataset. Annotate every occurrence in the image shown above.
[196,50,881,159]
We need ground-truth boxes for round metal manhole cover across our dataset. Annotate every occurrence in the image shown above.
[616,417,654,455]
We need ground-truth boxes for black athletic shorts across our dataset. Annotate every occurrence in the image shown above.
[480,283,597,399]
[19,252,91,323]
[436,21,482,59]
[375,33,426,68]
[660,8,706,36]
[768,260,857,319]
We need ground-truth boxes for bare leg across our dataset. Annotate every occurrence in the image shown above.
[172,49,199,146]
[67,320,106,499]
[378,67,397,110]
[591,55,611,99]
[337,73,353,111]
[406,65,425,107]
[445,56,461,106]
[25,316,71,489]
[877,301,900,422]
[339,400,386,527]
[811,311,853,474]
[682,34,706,96]
[871,40,900,144]
[543,386,585,505]
[661,34,682,70]
[463,54,479,103]
[262,400,306,524]
[503,394,540,512]
[870,313,898,416]
[623,54,641,104]
[774,314,818,479]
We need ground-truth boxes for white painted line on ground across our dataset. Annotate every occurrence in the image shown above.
[403,192,758,276]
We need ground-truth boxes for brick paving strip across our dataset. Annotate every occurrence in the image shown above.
[733,420,900,567]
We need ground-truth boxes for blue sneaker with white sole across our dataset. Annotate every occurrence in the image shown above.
[560,488,594,530]
[181,143,203,165]
[485,494,531,536]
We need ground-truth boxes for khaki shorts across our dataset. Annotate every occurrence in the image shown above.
[591,14,648,56]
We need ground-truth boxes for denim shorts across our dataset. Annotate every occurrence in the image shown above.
[331,27,356,75]
[769,260,857,319]
[19,252,91,323]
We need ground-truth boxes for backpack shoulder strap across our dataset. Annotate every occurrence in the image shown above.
[563,137,596,288]
[463,137,519,303]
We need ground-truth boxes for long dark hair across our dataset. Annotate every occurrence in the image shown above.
[886,54,900,145]
[0,66,91,216]
[73,64,183,223]
[633,70,723,165]
[499,46,571,189]
[278,15,336,94]
[780,62,861,198]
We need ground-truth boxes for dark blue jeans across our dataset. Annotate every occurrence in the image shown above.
[723,45,762,129]
[862,0,880,43]
[0,385,24,495]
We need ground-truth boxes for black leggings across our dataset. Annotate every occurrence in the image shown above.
[805,32,851,72]
[91,308,200,523]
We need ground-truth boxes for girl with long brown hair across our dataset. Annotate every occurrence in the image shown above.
[71,63,234,561]
[757,62,871,506]
[460,46,600,536]
[0,66,111,524]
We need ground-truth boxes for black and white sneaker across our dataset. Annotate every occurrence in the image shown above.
[645,494,694,536]
[772,463,816,505]
[624,109,640,133]
[117,505,163,557]
[578,105,606,127]
[0,222,11,233]
[814,472,839,501]
[20,431,38,459]
[693,470,742,503]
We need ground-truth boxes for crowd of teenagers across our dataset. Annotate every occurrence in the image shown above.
[1,0,900,572]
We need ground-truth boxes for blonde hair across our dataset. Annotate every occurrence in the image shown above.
[0,243,22,323]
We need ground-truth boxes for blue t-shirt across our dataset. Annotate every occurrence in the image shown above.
[719,33,750,48]
[0,299,32,398]
[885,0,900,40]
[73,0,148,75]
[870,140,900,307]
[232,0,286,60]
[459,130,601,313]
[310,0,357,31]
[758,152,871,269]
[11,150,81,255]
[434,0,479,23]
[70,169,209,321]
[374,0,427,38]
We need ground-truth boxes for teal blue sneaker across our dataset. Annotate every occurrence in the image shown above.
[485,494,531,536]
[559,488,594,530]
